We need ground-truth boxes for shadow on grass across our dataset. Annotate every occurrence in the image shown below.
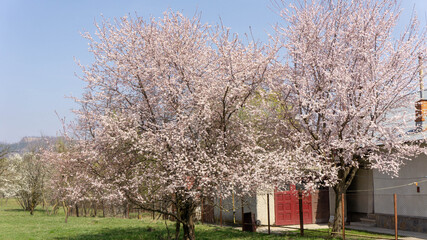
[54,227,162,240]
[52,225,284,240]
[3,208,26,212]
[3,208,46,213]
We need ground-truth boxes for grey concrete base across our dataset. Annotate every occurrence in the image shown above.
[351,221,376,228]
[257,224,427,239]
[231,223,427,239]
[376,214,427,233]
[347,224,427,240]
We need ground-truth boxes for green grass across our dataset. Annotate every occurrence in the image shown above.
[0,199,393,240]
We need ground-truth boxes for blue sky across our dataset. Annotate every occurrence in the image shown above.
[0,0,426,143]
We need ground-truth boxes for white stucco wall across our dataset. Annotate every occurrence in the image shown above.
[213,191,275,225]
[255,192,275,226]
[373,154,427,217]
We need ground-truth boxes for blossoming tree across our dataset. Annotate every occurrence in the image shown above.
[0,152,48,215]
[267,0,426,233]
[63,12,274,240]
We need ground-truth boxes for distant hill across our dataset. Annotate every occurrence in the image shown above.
[0,136,61,154]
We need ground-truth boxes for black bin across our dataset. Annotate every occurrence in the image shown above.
[242,212,256,232]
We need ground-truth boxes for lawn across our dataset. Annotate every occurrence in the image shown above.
[0,199,392,240]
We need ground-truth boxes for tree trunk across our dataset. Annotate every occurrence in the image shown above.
[180,200,196,240]
[93,202,97,217]
[52,201,59,215]
[83,202,87,217]
[102,202,106,217]
[182,217,195,240]
[70,206,74,216]
[65,206,70,223]
[175,221,181,240]
[175,194,181,240]
[76,204,79,217]
[331,166,358,235]
[123,202,128,218]
[332,185,344,234]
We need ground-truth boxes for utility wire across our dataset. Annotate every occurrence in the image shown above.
[347,178,427,192]
[355,173,427,180]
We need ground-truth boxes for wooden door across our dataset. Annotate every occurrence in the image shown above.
[274,185,312,225]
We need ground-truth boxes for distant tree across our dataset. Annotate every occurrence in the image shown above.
[44,139,121,219]
[0,146,9,198]
[269,0,426,233]
[1,152,48,215]
[0,146,8,177]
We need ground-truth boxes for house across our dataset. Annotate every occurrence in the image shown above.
[212,61,427,231]
[332,67,427,233]
[336,153,427,233]
[213,187,330,226]
[212,115,426,230]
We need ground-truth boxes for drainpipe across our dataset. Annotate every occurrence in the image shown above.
[420,56,424,99]
[416,56,425,131]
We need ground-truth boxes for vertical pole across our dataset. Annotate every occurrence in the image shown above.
[394,194,398,240]
[220,197,223,227]
[201,197,204,224]
[267,193,271,235]
[342,193,345,240]
[299,190,304,236]
[241,197,244,231]
[232,192,236,224]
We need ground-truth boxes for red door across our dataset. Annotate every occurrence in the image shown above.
[274,185,312,225]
